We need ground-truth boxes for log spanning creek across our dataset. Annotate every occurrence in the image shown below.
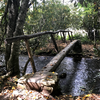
[1,55,100,96]
[19,55,100,96]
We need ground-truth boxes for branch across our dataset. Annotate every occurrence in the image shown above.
[22,58,30,75]
[0,71,12,80]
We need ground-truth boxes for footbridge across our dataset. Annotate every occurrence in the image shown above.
[5,30,82,96]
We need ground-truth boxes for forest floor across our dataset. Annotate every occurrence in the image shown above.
[0,40,100,100]
[35,40,96,58]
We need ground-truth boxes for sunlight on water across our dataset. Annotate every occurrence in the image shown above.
[71,58,89,96]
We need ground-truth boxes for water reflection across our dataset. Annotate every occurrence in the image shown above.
[70,58,89,96]
[19,55,53,75]
[56,57,100,96]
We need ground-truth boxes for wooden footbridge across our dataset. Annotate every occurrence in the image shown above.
[5,30,82,96]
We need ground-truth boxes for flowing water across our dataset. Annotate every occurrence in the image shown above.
[0,54,100,96]
[56,57,100,96]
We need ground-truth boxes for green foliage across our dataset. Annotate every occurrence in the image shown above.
[93,47,100,56]
[23,0,72,48]
[69,5,83,29]
[72,34,91,44]
[24,0,71,33]
[76,1,99,31]
[54,34,62,40]
[73,34,83,39]
[81,35,91,44]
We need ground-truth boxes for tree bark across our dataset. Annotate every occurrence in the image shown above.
[6,0,29,76]
[5,0,20,70]
[41,40,82,72]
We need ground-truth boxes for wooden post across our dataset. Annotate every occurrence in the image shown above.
[62,32,66,43]
[60,32,63,42]
[50,34,58,52]
[22,58,30,75]
[68,31,72,42]
[71,32,73,41]
[25,39,36,73]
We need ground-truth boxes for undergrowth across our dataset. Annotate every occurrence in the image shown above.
[68,34,92,44]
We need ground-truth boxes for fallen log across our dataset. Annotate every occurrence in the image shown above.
[40,40,82,72]
[17,40,82,96]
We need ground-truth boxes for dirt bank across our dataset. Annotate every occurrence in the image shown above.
[35,40,95,58]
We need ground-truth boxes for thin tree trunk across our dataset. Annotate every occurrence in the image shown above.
[5,0,20,71]
[6,0,29,76]
[7,41,20,75]
[25,39,36,73]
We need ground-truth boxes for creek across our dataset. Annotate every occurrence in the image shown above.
[0,54,100,96]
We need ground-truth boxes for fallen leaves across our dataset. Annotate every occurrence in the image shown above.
[1,75,100,100]
[52,72,55,74]
[17,97,22,100]
[12,86,16,90]
[47,75,53,78]
[50,64,53,66]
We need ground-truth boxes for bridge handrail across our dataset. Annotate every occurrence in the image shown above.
[5,30,72,73]
[5,30,72,43]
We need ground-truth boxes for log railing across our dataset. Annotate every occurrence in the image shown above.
[5,30,73,43]
[5,30,73,74]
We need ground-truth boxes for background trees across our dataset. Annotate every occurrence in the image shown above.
[24,0,71,33]
[71,0,100,40]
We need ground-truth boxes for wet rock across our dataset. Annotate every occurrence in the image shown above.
[73,55,82,62]
[59,73,66,79]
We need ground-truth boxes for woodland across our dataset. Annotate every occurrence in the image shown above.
[0,0,100,99]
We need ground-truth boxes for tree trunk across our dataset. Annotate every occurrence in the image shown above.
[5,0,29,76]
[5,0,20,71]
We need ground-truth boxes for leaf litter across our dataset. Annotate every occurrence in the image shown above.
[0,75,100,100]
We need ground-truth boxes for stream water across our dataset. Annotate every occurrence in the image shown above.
[0,54,100,96]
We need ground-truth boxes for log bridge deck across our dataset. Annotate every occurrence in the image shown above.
[5,30,82,96]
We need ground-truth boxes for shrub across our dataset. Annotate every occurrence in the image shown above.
[72,34,92,44]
